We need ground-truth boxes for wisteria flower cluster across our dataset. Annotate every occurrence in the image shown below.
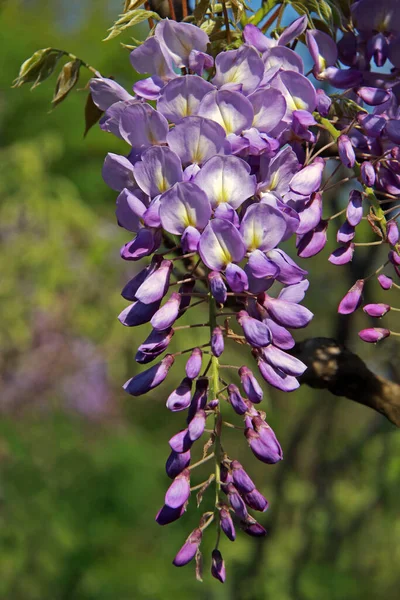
[89,0,400,582]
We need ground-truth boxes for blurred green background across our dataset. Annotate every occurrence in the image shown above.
[1,1,400,599]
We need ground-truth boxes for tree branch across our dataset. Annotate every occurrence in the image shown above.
[292,338,400,427]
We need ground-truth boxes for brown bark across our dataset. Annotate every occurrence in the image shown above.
[292,337,400,427]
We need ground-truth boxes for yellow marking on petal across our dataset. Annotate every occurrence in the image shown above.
[182,205,196,228]
[269,171,279,191]
[292,96,307,110]
[158,176,169,193]
[218,246,232,265]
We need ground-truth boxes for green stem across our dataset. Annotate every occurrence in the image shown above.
[209,296,222,523]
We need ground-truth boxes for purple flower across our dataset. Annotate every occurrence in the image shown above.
[135,260,172,304]
[156,503,186,526]
[212,45,264,95]
[165,468,191,509]
[167,116,227,166]
[228,384,249,415]
[259,293,313,329]
[363,303,390,317]
[166,450,191,479]
[166,377,193,412]
[338,279,364,314]
[156,20,209,69]
[242,489,269,512]
[159,182,211,235]
[211,549,226,583]
[377,274,393,290]
[157,75,214,123]
[173,528,203,567]
[136,328,174,364]
[208,271,227,305]
[185,348,203,379]
[199,219,246,271]
[211,326,224,357]
[347,190,363,226]
[123,355,174,396]
[239,366,263,403]
[358,328,391,343]
[220,507,236,541]
[338,135,356,169]
[231,460,256,494]
[198,89,254,135]
[188,409,206,442]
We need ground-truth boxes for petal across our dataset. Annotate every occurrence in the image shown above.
[159,181,211,234]
[194,155,256,209]
[134,146,183,197]
[157,75,215,123]
[248,87,287,133]
[120,102,169,148]
[212,45,264,94]
[198,89,254,135]
[199,219,246,271]
[240,203,287,251]
[166,115,227,165]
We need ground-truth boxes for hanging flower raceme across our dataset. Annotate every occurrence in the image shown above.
[92,1,400,581]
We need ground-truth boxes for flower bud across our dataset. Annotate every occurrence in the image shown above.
[166,377,192,412]
[225,263,249,293]
[208,271,227,305]
[166,450,191,479]
[121,257,162,300]
[329,242,355,265]
[156,503,186,526]
[245,426,283,465]
[188,409,206,442]
[358,327,390,343]
[123,355,174,396]
[338,279,364,314]
[241,517,267,537]
[387,221,399,246]
[363,303,390,317]
[243,489,269,512]
[388,250,400,266]
[187,378,208,422]
[237,310,272,348]
[211,326,224,357]
[228,384,249,415]
[225,483,248,520]
[136,328,174,364]
[338,134,355,169]
[316,88,331,117]
[220,506,236,541]
[165,469,191,509]
[346,190,363,227]
[357,87,391,106]
[185,348,202,379]
[169,429,192,453]
[211,549,226,583]
[239,366,263,403]
[361,161,376,187]
[297,220,328,258]
[173,528,202,567]
[135,259,172,303]
[151,292,181,330]
[377,274,393,290]
[231,460,256,494]
[118,299,161,327]
[181,226,201,252]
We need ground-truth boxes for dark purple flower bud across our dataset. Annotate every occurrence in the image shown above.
[207,398,219,410]
[169,429,192,453]
[189,49,214,75]
[173,528,202,567]
[151,292,181,330]
[242,518,267,537]
[120,228,161,261]
[329,243,355,265]
[156,503,186,526]
[187,378,208,422]
[377,274,393,290]
[220,507,236,541]
[185,348,203,379]
[225,263,249,293]
[389,250,400,266]
[361,161,376,187]
[166,377,193,412]
[358,328,391,343]
[211,326,224,357]
[357,87,391,106]
[243,489,269,512]
[367,32,388,67]
[237,310,272,348]
[347,190,363,227]
[258,358,300,392]
[316,88,331,117]
[135,259,172,304]
[228,384,249,415]
[123,355,174,396]
[136,327,174,364]
[297,220,328,258]
[181,226,201,252]
[177,279,195,315]
[385,120,400,145]
[231,460,256,494]
[245,425,283,464]
[338,279,364,314]
[337,221,355,243]
[338,135,356,169]
[188,409,206,442]
[239,366,263,403]
[208,271,227,305]
[363,303,390,317]
[121,257,162,301]
[166,449,191,479]
[211,549,226,583]
[118,299,161,327]
[165,468,190,509]
[220,464,233,485]
[387,221,399,246]
[225,483,248,520]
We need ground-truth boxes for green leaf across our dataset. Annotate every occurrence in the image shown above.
[123,0,146,11]
[104,9,160,41]
[12,48,64,89]
[193,0,211,24]
[248,0,280,26]
[52,59,81,108]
